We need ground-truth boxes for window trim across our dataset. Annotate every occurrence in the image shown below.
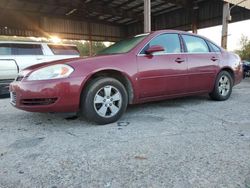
[180,34,211,54]
[207,41,222,53]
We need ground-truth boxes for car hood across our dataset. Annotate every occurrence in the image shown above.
[20,54,128,77]
[23,54,126,70]
[18,57,82,77]
[23,57,82,71]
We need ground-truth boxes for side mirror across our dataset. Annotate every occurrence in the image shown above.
[145,45,165,55]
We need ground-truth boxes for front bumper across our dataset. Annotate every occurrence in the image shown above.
[9,77,84,113]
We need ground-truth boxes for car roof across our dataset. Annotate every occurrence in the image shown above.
[149,29,223,50]
[151,29,208,38]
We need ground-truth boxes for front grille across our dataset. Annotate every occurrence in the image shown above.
[10,92,17,105]
[21,98,57,106]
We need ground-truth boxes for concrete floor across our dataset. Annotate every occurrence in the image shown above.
[0,78,250,188]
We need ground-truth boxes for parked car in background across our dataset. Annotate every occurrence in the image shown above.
[10,30,243,124]
[243,60,250,78]
[0,42,80,95]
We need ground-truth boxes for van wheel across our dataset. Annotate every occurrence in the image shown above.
[81,77,128,125]
[209,71,233,101]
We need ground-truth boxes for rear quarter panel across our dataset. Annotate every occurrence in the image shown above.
[219,51,243,85]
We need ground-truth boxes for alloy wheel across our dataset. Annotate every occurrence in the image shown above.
[218,75,231,97]
[93,85,122,118]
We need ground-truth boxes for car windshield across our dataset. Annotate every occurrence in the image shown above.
[97,34,148,55]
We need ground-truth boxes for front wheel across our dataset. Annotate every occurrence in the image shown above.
[81,77,128,125]
[209,71,233,101]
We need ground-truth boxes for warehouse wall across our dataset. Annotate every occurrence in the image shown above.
[0,11,125,41]
[126,0,250,36]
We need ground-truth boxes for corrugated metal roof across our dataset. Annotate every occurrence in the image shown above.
[224,0,250,9]
[0,0,250,41]
[0,0,195,26]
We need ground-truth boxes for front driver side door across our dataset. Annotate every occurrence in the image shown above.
[137,33,188,99]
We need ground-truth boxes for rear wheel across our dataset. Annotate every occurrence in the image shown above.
[209,71,233,101]
[81,77,128,124]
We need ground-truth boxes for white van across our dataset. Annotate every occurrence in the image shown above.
[0,41,80,95]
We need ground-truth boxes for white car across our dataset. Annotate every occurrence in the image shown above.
[0,41,80,95]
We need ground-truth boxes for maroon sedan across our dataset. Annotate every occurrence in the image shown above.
[10,30,243,124]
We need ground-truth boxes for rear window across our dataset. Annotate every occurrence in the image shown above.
[182,35,209,53]
[48,45,80,55]
[208,42,221,52]
[0,43,43,55]
[12,44,43,55]
[0,44,11,55]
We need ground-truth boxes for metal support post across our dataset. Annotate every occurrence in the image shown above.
[191,6,199,34]
[221,2,230,49]
[144,0,151,33]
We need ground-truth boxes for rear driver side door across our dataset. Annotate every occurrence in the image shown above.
[181,35,219,93]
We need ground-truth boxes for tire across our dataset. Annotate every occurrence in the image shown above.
[81,77,128,125]
[209,71,233,101]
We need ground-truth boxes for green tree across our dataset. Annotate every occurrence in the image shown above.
[76,41,107,57]
[92,41,107,55]
[236,35,250,60]
[75,42,89,57]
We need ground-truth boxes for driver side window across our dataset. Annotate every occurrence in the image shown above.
[141,33,181,54]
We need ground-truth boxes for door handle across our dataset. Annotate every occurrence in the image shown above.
[211,57,218,61]
[36,58,44,60]
[175,58,185,63]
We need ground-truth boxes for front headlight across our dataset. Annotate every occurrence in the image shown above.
[27,64,74,81]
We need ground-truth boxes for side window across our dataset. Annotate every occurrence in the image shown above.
[141,33,181,54]
[48,45,80,55]
[182,35,209,53]
[0,44,11,55]
[12,44,43,55]
[208,42,221,52]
